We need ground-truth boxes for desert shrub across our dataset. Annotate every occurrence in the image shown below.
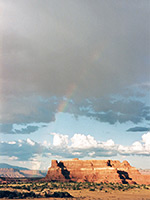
[27,185,30,191]
[129,185,135,189]
[89,188,95,191]
[99,186,103,190]
[45,192,51,197]
[51,183,57,188]
[72,184,76,190]
[11,185,22,189]
[118,185,123,190]
[143,185,149,189]
[96,183,101,186]
[51,191,73,198]
[40,186,45,191]
[110,186,115,190]
[76,183,81,190]
[87,182,91,187]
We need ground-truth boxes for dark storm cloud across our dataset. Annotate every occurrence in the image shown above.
[127,127,150,132]
[0,94,150,128]
[63,98,150,124]
[1,0,149,97]
[0,0,149,125]
[88,99,150,124]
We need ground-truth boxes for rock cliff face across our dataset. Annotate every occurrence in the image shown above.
[45,159,150,184]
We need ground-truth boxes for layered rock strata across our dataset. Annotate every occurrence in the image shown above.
[45,158,150,184]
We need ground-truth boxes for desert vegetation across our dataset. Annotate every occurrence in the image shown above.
[0,180,150,199]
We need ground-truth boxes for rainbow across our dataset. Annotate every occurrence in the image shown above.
[57,83,77,113]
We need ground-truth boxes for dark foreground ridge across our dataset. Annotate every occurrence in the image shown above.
[0,190,73,199]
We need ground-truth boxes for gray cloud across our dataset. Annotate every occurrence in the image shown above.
[0,140,46,161]
[64,98,150,124]
[0,96,56,124]
[0,124,39,134]
[49,147,117,159]
[14,126,39,134]
[145,116,150,121]
[89,99,150,124]
[1,0,149,97]
[127,127,150,132]
[0,0,149,125]
[0,124,13,134]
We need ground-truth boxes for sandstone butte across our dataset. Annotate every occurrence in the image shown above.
[45,158,150,185]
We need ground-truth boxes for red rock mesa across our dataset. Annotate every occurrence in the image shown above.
[45,158,150,184]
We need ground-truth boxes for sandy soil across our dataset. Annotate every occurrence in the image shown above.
[65,189,150,200]
[70,189,150,200]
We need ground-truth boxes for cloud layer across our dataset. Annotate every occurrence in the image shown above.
[1,132,150,162]
[127,127,150,132]
[0,95,150,131]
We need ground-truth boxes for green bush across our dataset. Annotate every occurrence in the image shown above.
[51,191,73,198]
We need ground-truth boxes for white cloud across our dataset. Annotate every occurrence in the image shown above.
[131,141,143,151]
[26,138,35,146]
[71,134,97,149]
[1,132,150,165]
[43,140,51,147]
[142,132,150,151]
[88,151,95,156]
[102,139,115,147]
[50,132,150,157]
[72,152,81,155]
[52,133,68,147]
[118,132,150,155]
[18,139,23,147]
[9,156,18,160]
[8,141,16,145]
[30,159,41,170]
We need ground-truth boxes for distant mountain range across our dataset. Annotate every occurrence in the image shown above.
[0,163,29,170]
[0,163,47,178]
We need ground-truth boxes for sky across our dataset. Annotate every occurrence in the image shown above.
[0,0,150,170]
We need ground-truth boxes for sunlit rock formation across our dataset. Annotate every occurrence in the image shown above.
[45,158,150,184]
